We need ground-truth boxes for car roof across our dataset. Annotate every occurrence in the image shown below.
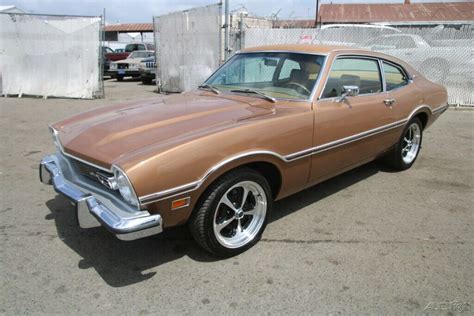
[238,44,419,75]
[241,44,364,55]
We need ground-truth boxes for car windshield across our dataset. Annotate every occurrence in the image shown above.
[204,52,326,100]
[128,51,153,59]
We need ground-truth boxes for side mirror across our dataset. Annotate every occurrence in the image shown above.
[336,85,359,103]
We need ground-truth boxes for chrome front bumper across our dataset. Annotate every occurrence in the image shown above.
[39,154,163,241]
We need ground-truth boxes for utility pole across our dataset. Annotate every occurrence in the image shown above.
[224,0,230,60]
[315,0,320,28]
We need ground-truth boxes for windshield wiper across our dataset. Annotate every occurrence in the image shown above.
[230,88,276,103]
[198,84,220,95]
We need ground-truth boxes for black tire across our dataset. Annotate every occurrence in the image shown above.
[189,168,273,257]
[384,117,423,171]
[142,78,153,85]
[116,75,124,82]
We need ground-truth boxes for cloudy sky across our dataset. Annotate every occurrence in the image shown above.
[1,0,466,22]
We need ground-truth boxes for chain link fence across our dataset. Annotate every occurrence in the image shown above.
[241,24,473,106]
[0,13,103,99]
[154,4,222,93]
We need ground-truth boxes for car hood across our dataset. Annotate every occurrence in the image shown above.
[52,92,275,169]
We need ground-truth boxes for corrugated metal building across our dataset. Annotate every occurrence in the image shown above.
[275,1,474,28]
[104,23,153,42]
[318,1,474,25]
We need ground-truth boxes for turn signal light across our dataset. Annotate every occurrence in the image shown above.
[171,197,190,210]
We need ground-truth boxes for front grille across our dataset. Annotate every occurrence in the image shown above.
[118,63,128,69]
[145,62,156,69]
[70,158,114,189]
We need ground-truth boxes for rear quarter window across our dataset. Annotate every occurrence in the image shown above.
[383,62,409,90]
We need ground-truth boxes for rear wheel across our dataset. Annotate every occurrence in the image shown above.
[189,169,272,257]
[142,78,153,85]
[384,117,423,170]
[116,75,124,81]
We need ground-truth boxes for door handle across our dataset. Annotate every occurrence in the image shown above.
[384,98,395,106]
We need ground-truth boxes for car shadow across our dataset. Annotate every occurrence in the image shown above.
[270,160,387,223]
[116,77,142,82]
[45,160,386,287]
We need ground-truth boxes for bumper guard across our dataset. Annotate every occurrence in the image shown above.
[39,154,162,241]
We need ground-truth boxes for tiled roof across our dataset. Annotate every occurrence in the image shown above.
[319,2,474,23]
[104,23,153,32]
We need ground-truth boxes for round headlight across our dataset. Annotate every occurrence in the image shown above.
[112,166,139,207]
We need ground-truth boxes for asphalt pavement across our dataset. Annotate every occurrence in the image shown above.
[1,80,472,314]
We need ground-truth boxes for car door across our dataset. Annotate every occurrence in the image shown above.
[380,60,418,122]
[309,56,398,183]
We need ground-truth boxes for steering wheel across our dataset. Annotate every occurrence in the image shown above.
[283,82,311,95]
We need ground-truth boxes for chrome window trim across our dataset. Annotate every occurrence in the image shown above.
[379,59,387,92]
[317,53,414,101]
[237,50,329,57]
[202,51,328,103]
[380,59,411,93]
[317,54,384,101]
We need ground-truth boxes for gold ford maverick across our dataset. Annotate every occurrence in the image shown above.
[40,45,448,256]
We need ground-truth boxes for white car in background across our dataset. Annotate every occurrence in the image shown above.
[362,34,473,83]
[312,24,401,46]
[109,50,155,81]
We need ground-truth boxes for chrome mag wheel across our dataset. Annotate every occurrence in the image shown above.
[213,181,267,249]
[402,122,421,164]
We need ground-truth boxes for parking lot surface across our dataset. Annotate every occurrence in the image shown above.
[1,80,472,314]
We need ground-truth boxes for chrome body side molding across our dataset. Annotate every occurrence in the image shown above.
[139,115,415,205]
[52,104,447,207]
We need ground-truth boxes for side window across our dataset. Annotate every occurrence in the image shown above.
[278,59,301,80]
[321,58,382,98]
[125,44,137,52]
[138,44,145,51]
[383,62,409,91]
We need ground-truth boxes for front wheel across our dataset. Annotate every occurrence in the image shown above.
[384,117,423,170]
[189,169,272,257]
